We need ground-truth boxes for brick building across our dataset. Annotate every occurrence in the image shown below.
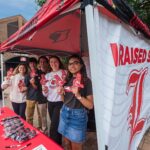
[0,15,27,74]
[0,15,26,43]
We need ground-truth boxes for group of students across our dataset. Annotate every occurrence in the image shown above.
[1,54,94,150]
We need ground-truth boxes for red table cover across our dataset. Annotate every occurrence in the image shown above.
[0,107,63,150]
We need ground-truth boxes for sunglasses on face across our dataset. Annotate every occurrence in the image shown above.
[68,61,80,66]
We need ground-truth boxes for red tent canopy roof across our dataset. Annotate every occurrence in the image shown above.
[1,0,150,56]
[0,0,80,55]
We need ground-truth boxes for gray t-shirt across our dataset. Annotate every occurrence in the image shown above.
[64,77,93,109]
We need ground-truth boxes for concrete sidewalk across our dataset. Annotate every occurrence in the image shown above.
[0,100,2,107]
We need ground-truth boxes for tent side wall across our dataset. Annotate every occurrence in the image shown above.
[86,2,150,150]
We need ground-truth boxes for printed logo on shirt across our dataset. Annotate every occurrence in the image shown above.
[49,78,57,88]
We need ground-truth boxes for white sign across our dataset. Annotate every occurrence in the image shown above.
[86,5,150,150]
[32,144,47,150]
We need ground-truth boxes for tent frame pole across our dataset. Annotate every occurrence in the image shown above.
[80,0,94,56]
[0,53,4,107]
[82,0,93,8]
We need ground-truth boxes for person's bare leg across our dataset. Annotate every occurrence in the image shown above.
[63,137,72,150]
[71,142,83,150]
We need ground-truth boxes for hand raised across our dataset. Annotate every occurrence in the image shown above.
[30,78,35,84]
[71,86,80,97]
[42,86,48,93]
[57,86,64,95]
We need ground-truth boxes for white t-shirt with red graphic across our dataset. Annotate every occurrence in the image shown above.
[42,69,66,102]
[1,74,26,103]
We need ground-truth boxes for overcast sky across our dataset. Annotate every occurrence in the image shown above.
[0,0,38,20]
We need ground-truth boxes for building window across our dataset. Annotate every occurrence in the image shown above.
[7,21,18,37]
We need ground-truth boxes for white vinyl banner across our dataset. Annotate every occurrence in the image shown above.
[86,5,150,150]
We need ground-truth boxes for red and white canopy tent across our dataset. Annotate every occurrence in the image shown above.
[0,0,84,55]
[0,0,150,55]
[1,0,150,150]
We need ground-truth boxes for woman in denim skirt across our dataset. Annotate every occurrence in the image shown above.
[58,55,93,150]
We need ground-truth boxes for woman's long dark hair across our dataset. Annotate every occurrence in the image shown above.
[66,54,87,84]
[38,56,49,64]
[49,55,64,71]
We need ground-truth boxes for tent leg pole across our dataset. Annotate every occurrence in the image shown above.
[1,54,5,107]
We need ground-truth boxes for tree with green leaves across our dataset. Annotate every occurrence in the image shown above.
[35,0,46,7]
[126,0,150,26]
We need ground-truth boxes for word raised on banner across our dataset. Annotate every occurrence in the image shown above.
[111,43,150,67]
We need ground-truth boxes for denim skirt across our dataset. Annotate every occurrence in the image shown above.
[58,105,88,143]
